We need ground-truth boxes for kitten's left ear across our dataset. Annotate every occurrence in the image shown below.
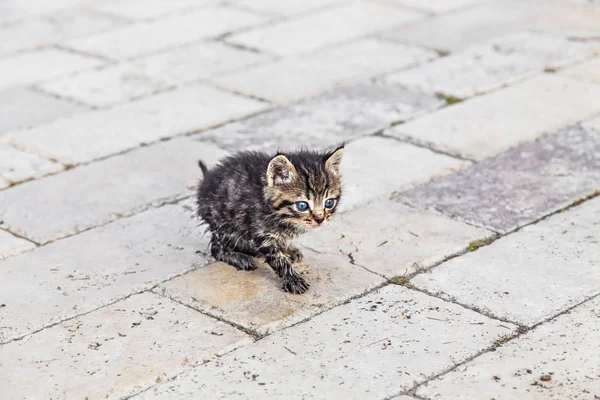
[267,154,297,186]
[325,144,344,175]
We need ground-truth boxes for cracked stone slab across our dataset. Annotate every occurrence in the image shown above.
[561,56,600,85]
[211,38,436,103]
[388,75,600,160]
[0,145,63,189]
[134,285,517,399]
[417,296,600,399]
[397,123,600,233]
[384,31,597,98]
[226,2,425,56]
[304,200,494,278]
[0,138,226,244]
[3,83,264,164]
[155,251,385,335]
[0,230,35,260]
[0,292,252,400]
[90,0,209,20]
[412,196,600,327]
[0,203,211,344]
[195,82,443,152]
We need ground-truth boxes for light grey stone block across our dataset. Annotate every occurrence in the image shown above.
[0,144,63,189]
[561,56,600,85]
[0,230,35,260]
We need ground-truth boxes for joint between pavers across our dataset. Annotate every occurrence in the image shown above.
[0,226,40,247]
[379,132,474,162]
[54,44,117,65]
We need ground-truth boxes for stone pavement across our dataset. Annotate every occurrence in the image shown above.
[0,0,599,398]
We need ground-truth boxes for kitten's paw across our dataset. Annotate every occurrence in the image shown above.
[229,254,257,271]
[281,275,310,294]
[288,247,304,263]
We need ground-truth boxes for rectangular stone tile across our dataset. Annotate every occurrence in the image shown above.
[211,38,436,103]
[0,292,251,400]
[0,138,226,244]
[0,48,102,90]
[417,296,600,399]
[38,64,173,108]
[0,88,85,134]
[384,32,597,98]
[584,114,600,132]
[304,200,494,278]
[90,0,211,20]
[67,7,266,60]
[4,83,265,164]
[412,196,600,327]
[155,251,385,335]
[388,75,600,160]
[0,203,211,344]
[134,285,517,399]
[0,230,35,260]
[226,2,425,56]
[196,82,443,152]
[0,0,91,23]
[529,1,600,41]
[0,145,63,189]
[381,0,483,13]
[235,0,343,16]
[561,56,600,85]
[397,124,600,233]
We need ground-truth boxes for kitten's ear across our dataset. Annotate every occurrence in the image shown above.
[325,144,344,175]
[267,155,296,186]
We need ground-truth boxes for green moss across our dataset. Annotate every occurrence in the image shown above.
[467,237,494,252]
[441,94,464,105]
[389,276,414,289]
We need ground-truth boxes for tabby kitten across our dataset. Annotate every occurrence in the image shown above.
[196,145,344,294]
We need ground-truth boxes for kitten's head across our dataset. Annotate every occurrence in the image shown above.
[265,145,344,231]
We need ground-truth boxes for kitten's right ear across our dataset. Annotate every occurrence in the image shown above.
[267,155,296,186]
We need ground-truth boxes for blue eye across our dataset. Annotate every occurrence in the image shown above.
[324,199,336,209]
[295,201,309,211]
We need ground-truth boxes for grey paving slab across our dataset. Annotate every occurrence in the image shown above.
[3,83,265,164]
[417,296,600,399]
[0,230,35,260]
[0,0,92,24]
[530,1,600,41]
[211,38,436,103]
[304,199,494,278]
[0,203,211,344]
[412,196,600,327]
[381,0,483,13]
[156,252,385,335]
[134,285,517,399]
[584,114,600,132]
[0,87,85,134]
[0,292,251,400]
[397,123,600,233]
[67,7,266,60]
[89,0,211,20]
[234,0,343,16]
[561,56,600,84]
[196,82,443,152]
[227,2,425,56]
[388,75,600,160]
[0,144,63,189]
[0,138,226,244]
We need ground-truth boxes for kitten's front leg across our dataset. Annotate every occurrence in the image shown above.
[283,243,304,264]
[259,243,309,294]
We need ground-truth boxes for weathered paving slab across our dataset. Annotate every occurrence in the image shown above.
[227,2,425,56]
[0,0,91,23]
[561,56,600,85]
[134,285,517,399]
[385,32,597,98]
[4,83,264,164]
[397,123,600,233]
[417,296,600,399]
[388,75,600,160]
[412,196,600,327]
[584,114,600,132]
[90,0,208,20]
[304,200,494,278]
[67,7,266,60]
[0,230,35,260]
[211,38,436,103]
[0,145,63,189]
[0,292,251,400]
[0,48,102,90]
[383,0,483,13]
[155,252,385,335]
[196,82,443,152]
[0,203,210,344]
[234,0,343,16]
[0,138,226,244]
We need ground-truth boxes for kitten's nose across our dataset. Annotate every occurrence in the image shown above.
[314,216,324,225]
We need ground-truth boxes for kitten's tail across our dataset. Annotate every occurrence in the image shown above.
[197,160,208,176]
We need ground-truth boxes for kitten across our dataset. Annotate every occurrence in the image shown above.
[196,145,344,294]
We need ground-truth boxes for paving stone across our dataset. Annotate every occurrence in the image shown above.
[196,82,443,152]
[561,56,600,84]
[90,0,211,20]
[226,2,425,56]
[0,203,211,344]
[134,285,517,399]
[4,83,265,164]
[67,7,266,60]
[0,0,92,23]
[0,138,226,244]
[412,196,600,327]
[234,0,343,16]
[38,64,173,108]
[211,38,436,103]
[304,200,494,278]
[584,114,600,132]
[530,1,600,41]
[0,87,85,134]
[0,48,102,90]
[398,124,600,233]
[155,251,385,335]
[388,75,600,160]
[0,145,63,189]
[417,296,600,399]
[0,292,251,399]
[0,230,35,260]
[380,0,483,13]
[384,32,597,98]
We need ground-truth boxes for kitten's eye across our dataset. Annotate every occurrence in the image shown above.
[324,198,336,209]
[295,201,309,211]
